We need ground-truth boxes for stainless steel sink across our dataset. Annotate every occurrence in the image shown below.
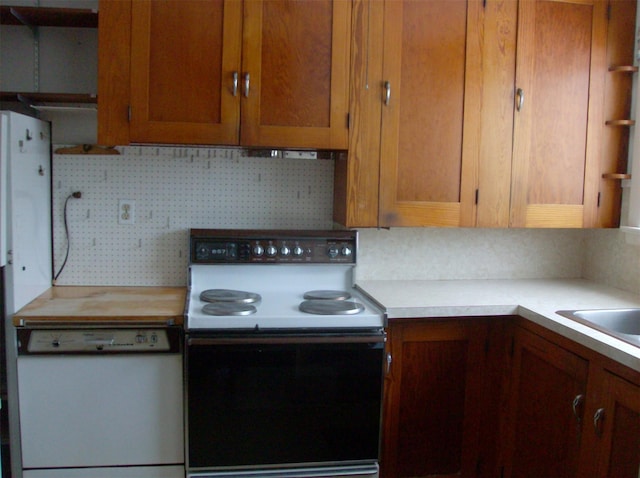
[556,308,640,347]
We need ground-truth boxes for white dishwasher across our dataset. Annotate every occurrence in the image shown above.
[16,326,184,478]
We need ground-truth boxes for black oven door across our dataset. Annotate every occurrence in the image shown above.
[186,332,385,472]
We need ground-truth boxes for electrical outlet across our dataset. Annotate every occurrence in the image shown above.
[118,199,135,225]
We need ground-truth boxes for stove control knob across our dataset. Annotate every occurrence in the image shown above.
[342,246,353,257]
[266,245,278,257]
[253,245,264,257]
[327,246,339,258]
[293,246,304,257]
[280,245,290,256]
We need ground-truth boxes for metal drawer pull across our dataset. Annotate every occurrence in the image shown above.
[571,394,584,424]
[593,407,605,436]
[516,87,524,111]
[384,81,391,106]
[232,71,238,97]
[244,73,250,98]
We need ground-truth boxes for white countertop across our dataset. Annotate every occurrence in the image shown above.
[356,278,640,371]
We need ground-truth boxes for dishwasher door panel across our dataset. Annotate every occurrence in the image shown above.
[17,354,183,469]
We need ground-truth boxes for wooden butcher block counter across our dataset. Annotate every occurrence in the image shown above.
[13,286,187,326]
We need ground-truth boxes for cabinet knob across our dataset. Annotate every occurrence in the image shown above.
[593,407,605,437]
[516,87,524,111]
[516,88,524,111]
[232,71,239,97]
[571,393,584,424]
[244,73,251,98]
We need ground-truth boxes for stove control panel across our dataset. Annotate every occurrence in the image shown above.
[190,229,357,264]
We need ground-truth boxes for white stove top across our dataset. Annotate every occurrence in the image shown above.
[186,264,384,331]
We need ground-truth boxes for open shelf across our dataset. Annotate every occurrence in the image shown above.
[0,92,97,112]
[608,65,639,73]
[0,5,97,28]
[1,6,98,107]
[605,119,636,126]
[0,92,96,104]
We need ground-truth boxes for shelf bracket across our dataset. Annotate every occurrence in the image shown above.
[8,7,35,32]
[15,94,36,114]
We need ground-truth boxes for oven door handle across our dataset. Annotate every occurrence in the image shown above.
[188,334,385,346]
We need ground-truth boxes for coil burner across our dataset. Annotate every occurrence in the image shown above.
[202,302,258,316]
[299,299,365,315]
[199,289,261,316]
[303,290,352,301]
[199,289,261,304]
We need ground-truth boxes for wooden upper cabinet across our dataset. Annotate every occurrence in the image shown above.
[99,0,350,149]
[130,0,242,145]
[240,0,351,149]
[97,0,132,146]
[377,0,481,227]
[509,0,607,228]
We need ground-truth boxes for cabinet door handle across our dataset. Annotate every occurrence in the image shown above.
[571,393,584,424]
[232,71,238,97]
[384,81,391,106]
[516,87,524,111]
[593,407,605,437]
[386,352,392,375]
[244,73,250,98]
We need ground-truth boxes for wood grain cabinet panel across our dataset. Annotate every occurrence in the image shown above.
[578,367,640,478]
[508,0,607,228]
[381,319,492,478]
[336,0,634,229]
[129,0,242,145]
[501,327,588,478]
[240,0,350,149]
[502,323,640,478]
[377,0,481,227]
[99,0,350,149]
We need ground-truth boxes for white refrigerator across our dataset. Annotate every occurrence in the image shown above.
[0,111,52,478]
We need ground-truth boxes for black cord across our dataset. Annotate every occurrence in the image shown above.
[53,191,81,283]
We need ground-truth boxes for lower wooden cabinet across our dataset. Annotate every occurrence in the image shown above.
[577,363,640,477]
[381,318,640,478]
[381,318,505,478]
[502,322,640,478]
[501,326,589,477]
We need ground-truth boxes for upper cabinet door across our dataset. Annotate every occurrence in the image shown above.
[129,0,242,145]
[509,0,607,227]
[378,0,481,227]
[240,0,351,149]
